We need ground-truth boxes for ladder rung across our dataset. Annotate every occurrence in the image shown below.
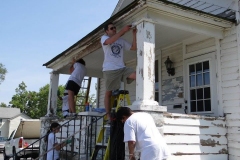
[76,95,85,98]
[103,125,110,128]
[96,143,108,147]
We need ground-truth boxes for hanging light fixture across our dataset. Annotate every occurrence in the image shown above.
[164,56,175,76]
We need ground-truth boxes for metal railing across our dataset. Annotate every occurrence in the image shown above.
[7,113,105,160]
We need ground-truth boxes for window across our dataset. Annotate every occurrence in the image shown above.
[184,52,217,115]
[189,61,211,112]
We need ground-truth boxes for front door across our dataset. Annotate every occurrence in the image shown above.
[184,52,218,116]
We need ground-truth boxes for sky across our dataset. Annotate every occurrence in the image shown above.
[0,0,119,105]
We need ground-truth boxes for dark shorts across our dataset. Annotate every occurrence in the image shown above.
[65,80,80,95]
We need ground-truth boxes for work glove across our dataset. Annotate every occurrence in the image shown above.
[66,139,72,144]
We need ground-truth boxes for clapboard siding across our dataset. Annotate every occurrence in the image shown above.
[221,67,239,75]
[163,113,227,160]
[186,38,215,53]
[220,26,240,160]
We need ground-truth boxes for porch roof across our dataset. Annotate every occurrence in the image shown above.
[161,0,236,21]
[43,0,235,69]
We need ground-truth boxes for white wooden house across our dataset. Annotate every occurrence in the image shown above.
[42,0,240,159]
[0,107,31,139]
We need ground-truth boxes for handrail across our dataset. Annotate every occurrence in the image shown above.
[10,113,106,160]
[35,115,104,160]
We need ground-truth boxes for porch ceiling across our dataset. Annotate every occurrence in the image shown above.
[57,24,196,78]
[46,0,232,77]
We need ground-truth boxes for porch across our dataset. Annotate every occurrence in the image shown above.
[36,111,227,160]
[42,0,239,159]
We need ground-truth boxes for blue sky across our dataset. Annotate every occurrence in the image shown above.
[0,0,118,105]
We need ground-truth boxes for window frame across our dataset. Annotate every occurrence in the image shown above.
[184,52,217,115]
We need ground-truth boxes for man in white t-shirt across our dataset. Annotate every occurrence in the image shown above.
[101,22,137,120]
[116,107,171,160]
[65,58,87,116]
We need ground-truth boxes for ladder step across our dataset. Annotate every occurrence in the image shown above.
[76,95,85,98]
[96,143,108,147]
[103,125,110,128]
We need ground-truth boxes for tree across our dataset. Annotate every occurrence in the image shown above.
[10,82,39,117]
[0,102,7,107]
[0,63,7,84]
[10,82,96,118]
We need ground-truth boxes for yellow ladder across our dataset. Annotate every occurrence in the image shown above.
[91,90,131,160]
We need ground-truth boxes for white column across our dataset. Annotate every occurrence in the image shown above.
[46,71,59,116]
[131,18,166,112]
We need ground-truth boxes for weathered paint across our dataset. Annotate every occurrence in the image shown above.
[163,112,228,159]
[162,76,183,102]
[132,19,159,106]
[220,23,240,159]
[46,72,59,116]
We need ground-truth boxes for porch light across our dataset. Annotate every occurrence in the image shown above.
[164,56,175,76]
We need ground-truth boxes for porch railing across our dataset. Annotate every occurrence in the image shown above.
[8,113,106,160]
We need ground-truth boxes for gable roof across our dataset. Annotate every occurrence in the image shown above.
[9,113,31,120]
[0,107,21,119]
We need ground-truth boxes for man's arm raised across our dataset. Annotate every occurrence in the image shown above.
[103,25,132,45]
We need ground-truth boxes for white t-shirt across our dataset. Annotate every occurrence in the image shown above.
[124,112,171,160]
[101,35,132,71]
[68,63,87,86]
[47,133,59,160]
[62,95,69,117]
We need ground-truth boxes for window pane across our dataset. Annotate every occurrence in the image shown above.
[189,64,195,75]
[196,63,202,74]
[197,88,203,99]
[155,60,158,82]
[204,87,211,99]
[203,72,210,85]
[197,100,204,111]
[190,89,196,100]
[155,82,159,91]
[196,74,203,86]
[190,76,195,87]
[155,92,159,102]
[203,61,209,72]
[205,100,211,111]
[191,101,196,112]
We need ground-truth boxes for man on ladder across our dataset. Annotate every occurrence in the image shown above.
[100,22,137,121]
